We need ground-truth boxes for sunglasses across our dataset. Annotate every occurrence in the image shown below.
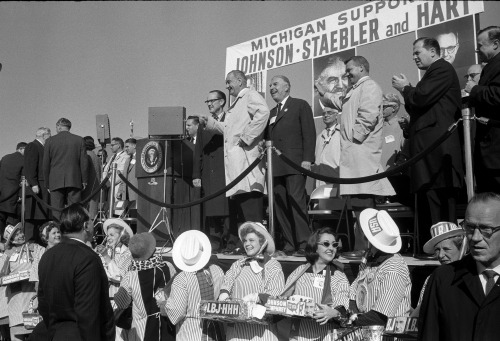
[317,241,340,248]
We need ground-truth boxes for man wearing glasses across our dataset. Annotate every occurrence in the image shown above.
[102,137,129,200]
[436,32,460,65]
[465,26,500,194]
[418,192,500,341]
[193,91,230,253]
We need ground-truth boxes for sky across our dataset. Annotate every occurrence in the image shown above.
[0,1,359,158]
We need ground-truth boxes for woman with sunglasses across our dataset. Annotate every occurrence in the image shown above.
[282,227,349,340]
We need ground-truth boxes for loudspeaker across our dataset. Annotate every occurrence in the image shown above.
[148,107,186,138]
[96,114,111,145]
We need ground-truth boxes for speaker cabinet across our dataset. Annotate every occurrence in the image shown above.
[96,114,111,145]
[148,107,186,138]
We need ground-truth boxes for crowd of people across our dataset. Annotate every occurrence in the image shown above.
[0,24,498,341]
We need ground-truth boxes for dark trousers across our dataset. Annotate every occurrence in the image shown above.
[228,191,264,245]
[274,174,310,252]
[50,187,82,221]
[475,166,500,194]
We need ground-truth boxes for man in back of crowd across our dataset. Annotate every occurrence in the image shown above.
[43,118,88,221]
[0,142,26,235]
[102,137,129,201]
[118,138,137,203]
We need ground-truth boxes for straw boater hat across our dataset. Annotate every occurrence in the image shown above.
[172,230,212,272]
[238,222,276,255]
[359,209,402,254]
[423,222,465,254]
[3,223,22,245]
[128,233,157,261]
[103,218,134,238]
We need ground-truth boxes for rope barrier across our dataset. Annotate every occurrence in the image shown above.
[26,174,111,213]
[118,152,265,209]
[0,187,20,204]
[276,119,461,184]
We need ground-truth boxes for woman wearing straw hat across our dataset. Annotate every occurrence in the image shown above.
[217,221,285,341]
[114,232,176,341]
[411,221,467,317]
[164,230,225,340]
[96,218,134,341]
[348,209,412,326]
[282,227,350,340]
[0,223,45,340]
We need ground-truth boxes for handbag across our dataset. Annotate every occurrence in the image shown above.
[22,295,43,330]
[114,303,132,330]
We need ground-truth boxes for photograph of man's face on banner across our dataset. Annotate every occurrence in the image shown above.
[417,16,477,89]
[312,49,355,117]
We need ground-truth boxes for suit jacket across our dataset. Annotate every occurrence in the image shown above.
[38,238,115,341]
[469,52,500,169]
[0,151,24,214]
[103,150,129,199]
[193,113,229,216]
[418,255,500,341]
[266,97,316,177]
[23,139,50,220]
[81,150,101,202]
[205,87,270,197]
[118,153,137,202]
[403,58,464,192]
[43,131,88,191]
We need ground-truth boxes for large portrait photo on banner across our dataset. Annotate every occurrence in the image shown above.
[312,49,355,117]
[417,16,477,89]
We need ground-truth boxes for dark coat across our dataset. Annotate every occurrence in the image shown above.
[24,139,50,220]
[402,58,464,192]
[418,255,500,341]
[81,151,101,201]
[469,52,500,169]
[42,131,88,191]
[37,238,115,341]
[0,151,23,214]
[119,154,137,202]
[193,113,229,217]
[266,97,316,177]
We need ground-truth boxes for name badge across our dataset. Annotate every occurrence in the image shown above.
[385,135,395,143]
[270,116,276,125]
[9,252,19,262]
[313,276,325,289]
[131,159,136,165]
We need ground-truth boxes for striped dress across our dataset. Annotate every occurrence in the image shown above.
[285,264,350,341]
[349,254,411,317]
[165,264,224,340]
[220,258,285,341]
[117,260,176,341]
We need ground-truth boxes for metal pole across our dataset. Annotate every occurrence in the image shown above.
[462,106,475,201]
[21,176,26,231]
[266,141,274,239]
[109,163,117,218]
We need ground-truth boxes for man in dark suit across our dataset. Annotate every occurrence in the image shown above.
[0,142,26,236]
[267,75,316,256]
[24,127,51,242]
[36,203,115,341]
[418,192,500,341]
[392,37,464,251]
[119,138,137,202]
[43,118,88,221]
[465,26,500,194]
[193,90,230,252]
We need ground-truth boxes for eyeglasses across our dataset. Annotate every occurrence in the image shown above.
[111,143,119,147]
[463,222,500,238]
[317,241,340,248]
[440,45,458,55]
[464,73,481,80]
[204,99,222,104]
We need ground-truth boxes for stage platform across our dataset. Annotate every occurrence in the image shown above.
[159,250,439,307]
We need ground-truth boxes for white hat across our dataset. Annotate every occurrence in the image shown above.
[172,230,212,272]
[359,209,402,254]
[103,218,134,238]
[423,222,465,254]
[238,222,275,255]
[3,223,22,245]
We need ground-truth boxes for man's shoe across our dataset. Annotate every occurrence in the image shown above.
[292,249,306,257]
[341,250,365,259]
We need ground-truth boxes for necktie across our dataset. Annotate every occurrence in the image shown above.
[277,103,282,115]
[484,269,497,296]
[212,113,219,121]
[326,128,331,137]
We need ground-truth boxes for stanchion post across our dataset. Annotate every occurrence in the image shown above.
[266,141,274,239]
[109,163,117,218]
[462,105,475,201]
[21,176,26,231]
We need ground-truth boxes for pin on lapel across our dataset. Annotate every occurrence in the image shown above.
[284,108,288,112]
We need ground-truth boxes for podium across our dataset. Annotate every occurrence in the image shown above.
[135,138,201,245]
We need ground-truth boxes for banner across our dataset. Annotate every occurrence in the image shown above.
[226,1,484,75]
